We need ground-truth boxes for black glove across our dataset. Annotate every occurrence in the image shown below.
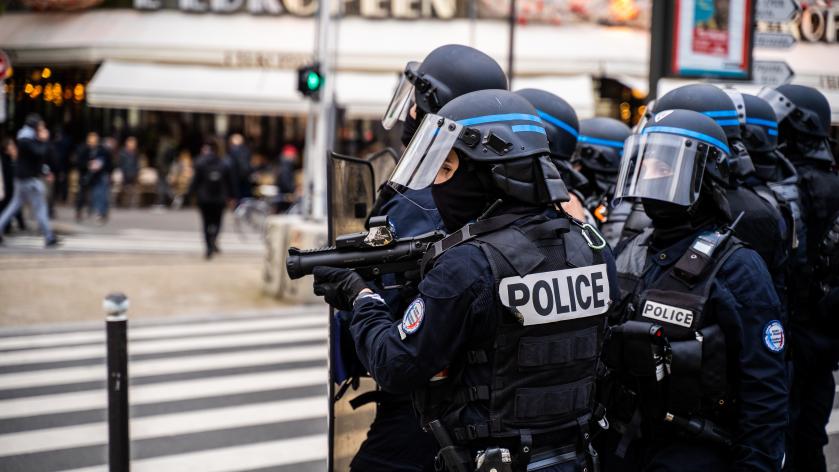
[313,266,369,311]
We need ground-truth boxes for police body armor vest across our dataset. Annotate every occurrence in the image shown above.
[726,186,785,273]
[799,166,839,298]
[611,229,740,423]
[415,213,610,455]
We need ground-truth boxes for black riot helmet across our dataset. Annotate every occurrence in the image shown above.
[615,109,731,209]
[387,89,568,209]
[575,117,632,192]
[381,45,508,131]
[515,88,580,161]
[759,84,834,163]
[741,93,780,155]
[655,84,754,177]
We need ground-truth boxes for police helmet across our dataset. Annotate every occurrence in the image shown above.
[575,117,632,185]
[741,93,780,154]
[382,45,508,130]
[615,109,731,208]
[515,89,579,160]
[655,84,754,177]
[758,84,833,163]
[387,89,569,204]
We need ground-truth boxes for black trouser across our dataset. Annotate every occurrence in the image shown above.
[198,202,225,254]
[786,325,837,472]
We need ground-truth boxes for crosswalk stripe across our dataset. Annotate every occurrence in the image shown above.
[63,434,327,472]
[0,396,326,457]
[0,327,327,367]
[1,235,260,254]
[0,366,326,420]
[0,313,326,351]
[0,344,326,390]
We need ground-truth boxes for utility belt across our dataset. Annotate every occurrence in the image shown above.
[427,417,600,472]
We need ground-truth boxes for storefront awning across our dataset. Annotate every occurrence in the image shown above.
[511,75,596,119]
[0,10,649,77]
[87,61,308,115]
[87,60,410,118]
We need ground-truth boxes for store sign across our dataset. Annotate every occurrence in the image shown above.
[755,30,796,48]
[134,0,458,18]
[753,60,794,86]
[795,5,839,43]
[756,0,798,23]
[671,0,754,79]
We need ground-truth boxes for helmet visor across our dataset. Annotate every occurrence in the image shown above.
[387,114,463,190]
[757,88,795,122]
[614,132,722,206]
[382,62,419,130]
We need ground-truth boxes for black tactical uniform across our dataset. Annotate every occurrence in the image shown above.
[314,90,619,471]
[601,110,787,471]
[761,84,839,472]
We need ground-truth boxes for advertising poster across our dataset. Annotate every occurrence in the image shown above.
[671,0,753,79]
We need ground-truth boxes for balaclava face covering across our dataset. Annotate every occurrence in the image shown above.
[431,156,491,232]
[644,183,721,245]
[400,107,426,147]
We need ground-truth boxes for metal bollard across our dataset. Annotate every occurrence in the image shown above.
[104,292,130,472]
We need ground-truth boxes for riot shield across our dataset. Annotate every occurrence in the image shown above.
[327,152,379,471]
[365,148,399,191]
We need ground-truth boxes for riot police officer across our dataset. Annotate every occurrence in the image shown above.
[314,89,619,471]
[654,84,789,292]
[515,88,594,222]
[340,44,509,472]
[572,117,633,246]
[761,84,839,472]
[602,109,787,471]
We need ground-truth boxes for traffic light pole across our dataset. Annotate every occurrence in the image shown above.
[303,0,337,221]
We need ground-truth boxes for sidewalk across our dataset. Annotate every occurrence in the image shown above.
[0,206,292,326]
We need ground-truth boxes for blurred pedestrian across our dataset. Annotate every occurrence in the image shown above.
[226,133,252,201]
[50,126,73,205]
[188,140,232,259]
[0,114,59,247]
[276,144,298,212]
[118,135,140,208]
[74,132,101,222]
[0,138,26,234]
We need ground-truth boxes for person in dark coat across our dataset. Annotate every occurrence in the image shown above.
[189,140,233,259]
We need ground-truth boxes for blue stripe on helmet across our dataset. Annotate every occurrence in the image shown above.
[578,135,625,149]
[714,119,742,127]
[745,117,778,128]
[535,110,579,138]
[642,125,731,155]
[702,110,739,118]
[457,113,542,127]
[768,129,779,136]
[512,125,547,135]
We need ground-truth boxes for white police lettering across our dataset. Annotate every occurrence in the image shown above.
[641,300,694,328]
[498,264,610,326]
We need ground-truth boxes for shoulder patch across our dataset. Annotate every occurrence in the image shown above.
[763,320,785,352]
[498,264,611,326]
[399,299,425,339]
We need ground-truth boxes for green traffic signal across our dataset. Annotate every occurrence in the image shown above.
[306,71,322,91]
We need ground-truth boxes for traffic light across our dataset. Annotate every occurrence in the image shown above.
[297,63,323,99]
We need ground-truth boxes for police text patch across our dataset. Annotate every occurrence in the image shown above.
[641,301,694,328]
[498,264,610,326]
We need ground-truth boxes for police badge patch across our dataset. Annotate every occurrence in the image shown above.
[763,320,785,352]
[398,299,425,340]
